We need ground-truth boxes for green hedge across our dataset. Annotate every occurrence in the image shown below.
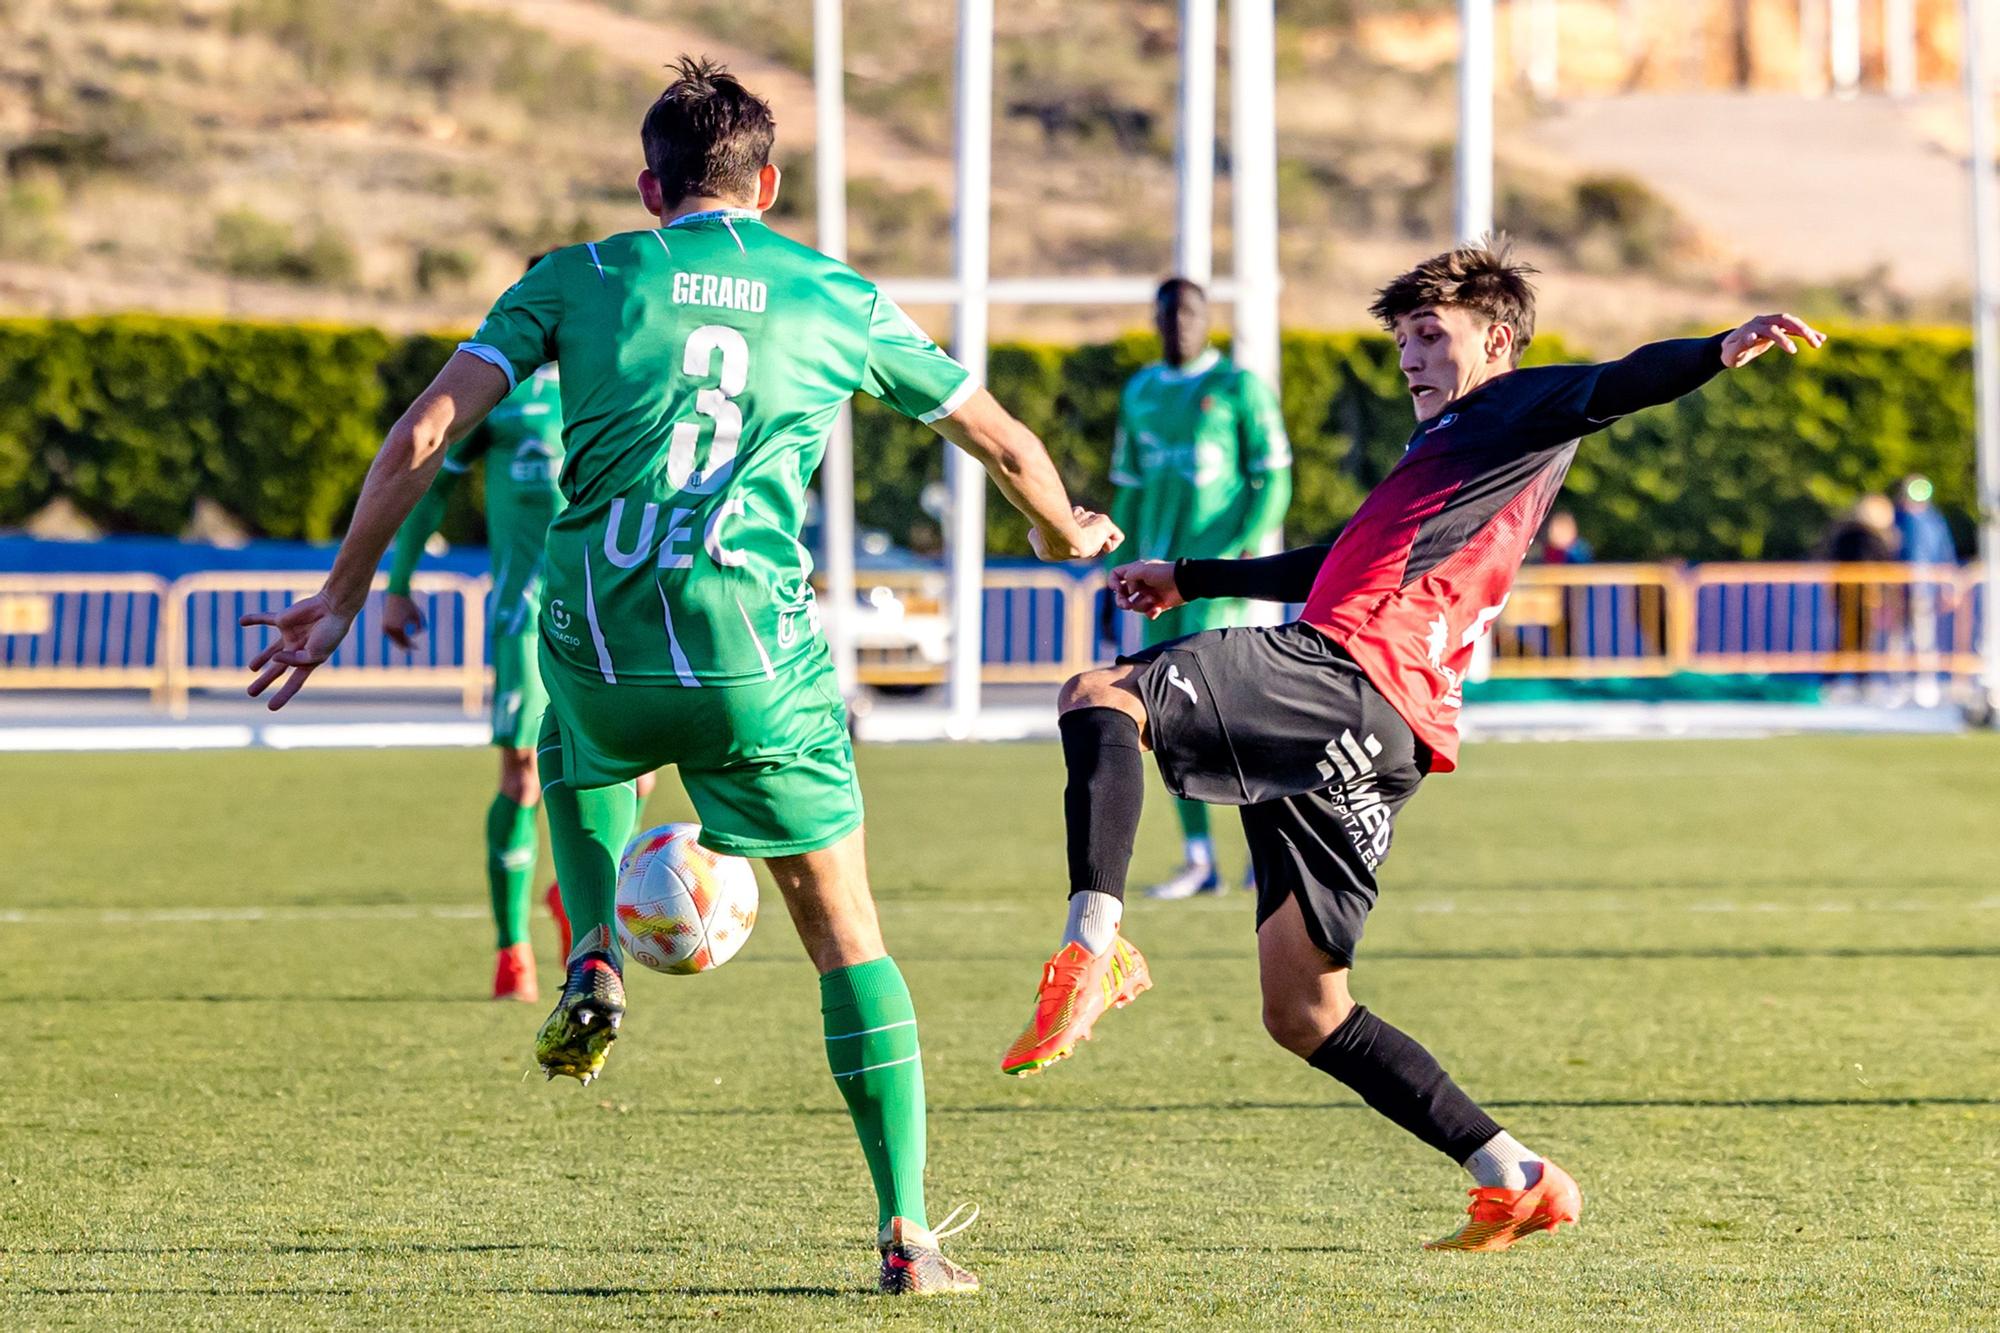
[0,316,1976,559]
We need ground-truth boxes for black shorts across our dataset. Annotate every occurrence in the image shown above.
[1122,621,1428,967]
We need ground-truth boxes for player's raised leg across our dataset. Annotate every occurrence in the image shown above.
[533,714,639,1085]
[1000,664,1155,1076]
[544,770,654,962]
[763,829,979,1296]
[1256,889,1580,1251]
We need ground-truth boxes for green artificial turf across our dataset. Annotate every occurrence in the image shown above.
[1,735,1995,1328]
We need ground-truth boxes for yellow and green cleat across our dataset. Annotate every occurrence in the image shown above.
[534,950,625,1086]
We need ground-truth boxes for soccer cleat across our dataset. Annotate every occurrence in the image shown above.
[1424,1160,1583,1252]
[1144,860,1222,901]
[545,881,572,961]
[534,949,624,1085]
[491,941,538,1003]
[999,935,1151,1075]
[878,1208,980,1296]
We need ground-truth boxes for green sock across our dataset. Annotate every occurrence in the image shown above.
[485,793,539,949]
[540,749,637,963]
[821,957,927,1232]
[1173,795,1210,840]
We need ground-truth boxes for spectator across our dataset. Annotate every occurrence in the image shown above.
[1536,510,1594,564]
[1819,493,1897,563]
[1817,494,1898,700]
[1894,475,1956,707]
[1893,475,1955,567]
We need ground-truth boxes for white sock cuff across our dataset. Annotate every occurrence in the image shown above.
[1062,890,1123,955]
[1464,1131,1542,1189]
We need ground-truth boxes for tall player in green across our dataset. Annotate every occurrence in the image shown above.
[1108,277,1291,899]
[242,58,1119,1295]
[381,323,654,1003]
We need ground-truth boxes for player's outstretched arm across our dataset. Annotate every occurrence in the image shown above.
[242,352,511,709]
[1112,545,1332,618]
[1582,314,1826,425]
[931,387,1123,562]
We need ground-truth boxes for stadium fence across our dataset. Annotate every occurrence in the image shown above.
[0,564,1984,708]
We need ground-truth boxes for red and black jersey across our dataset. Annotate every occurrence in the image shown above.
[1177,334,1728,773]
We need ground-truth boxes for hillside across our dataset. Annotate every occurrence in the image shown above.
[0,0,1986,349]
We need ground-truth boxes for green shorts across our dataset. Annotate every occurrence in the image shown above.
[1143,596,1250,648]
[537,643,863,859]
[490,631,549,751]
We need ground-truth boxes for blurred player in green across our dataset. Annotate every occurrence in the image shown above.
[382,282,653,1004]
[242,57,1119,1294]
[1107,277,1291,899]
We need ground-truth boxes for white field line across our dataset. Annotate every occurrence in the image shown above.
[0,905,488,925]
[0,898,1995,927]
[0,725,256,752]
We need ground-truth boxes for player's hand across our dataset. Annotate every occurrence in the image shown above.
[382,592,425,650]
[1721,313,1826,369]
[1110,559,1186,619]
[1030,507,1124,562]
[240,591,356,710]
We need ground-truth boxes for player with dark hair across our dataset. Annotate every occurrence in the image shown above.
[243,55,1120,1295]
[382,252,655,1002]
[1107,277,1291,899]
[1002,237,1825,1251]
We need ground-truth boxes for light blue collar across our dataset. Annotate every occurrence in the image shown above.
[665,208,764,229]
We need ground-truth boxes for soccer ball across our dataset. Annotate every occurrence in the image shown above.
[614,823,759,975]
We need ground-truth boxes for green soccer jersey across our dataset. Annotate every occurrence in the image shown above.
[387,366,566,638]
[1108,348,1292,561]
[461,209,972,687]
[464,366,565,635]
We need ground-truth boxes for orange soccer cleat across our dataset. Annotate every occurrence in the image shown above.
[999,935,1151,1076]
[545,881,572,961]
[492,941,539,1003]
[1424,1159,1582,1252]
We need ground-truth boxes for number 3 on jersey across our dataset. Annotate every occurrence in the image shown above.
[670,324,747,495]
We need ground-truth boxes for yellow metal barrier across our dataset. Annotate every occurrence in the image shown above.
[164,571,487,718]
[0,573,172,699]
[3,561,1985,711]
[1487,564,1684,679]
[1686,562,1975,677]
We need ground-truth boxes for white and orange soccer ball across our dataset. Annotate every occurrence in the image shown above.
[613,823,759,975]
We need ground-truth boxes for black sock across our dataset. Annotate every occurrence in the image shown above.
[1058,707,1145,901]
[1307,1005,1501,1163]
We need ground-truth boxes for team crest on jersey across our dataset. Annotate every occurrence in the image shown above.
[1421,601,1508,708]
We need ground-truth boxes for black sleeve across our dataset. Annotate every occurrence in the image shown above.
[1576,332,1730,426]
[1174,545,1331,603]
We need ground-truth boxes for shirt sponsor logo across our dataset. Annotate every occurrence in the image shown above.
[509,438,558,484]
[546,599,582,647]
[671,271,769,313]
